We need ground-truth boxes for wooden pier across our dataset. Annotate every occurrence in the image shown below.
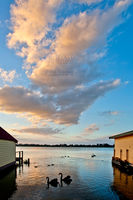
[112,157,133,174]
[16,151,23,165]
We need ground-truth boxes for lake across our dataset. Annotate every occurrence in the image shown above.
[0,147,133,200]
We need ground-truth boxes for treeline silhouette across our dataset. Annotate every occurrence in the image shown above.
[16,143,114,147]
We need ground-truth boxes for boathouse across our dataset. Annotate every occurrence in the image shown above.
[109,130,133,165]
[0,127,18,172]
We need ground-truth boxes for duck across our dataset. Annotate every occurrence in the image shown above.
[91,154,96,158]
[46,177,58,187]
[24,159,30,164]
[47,164,54,167]
[59,173,72,184]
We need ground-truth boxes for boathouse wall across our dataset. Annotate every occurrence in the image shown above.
[0,140,16,169]
[115,135,133,164]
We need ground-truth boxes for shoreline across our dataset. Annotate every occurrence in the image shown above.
[16,144,114,148]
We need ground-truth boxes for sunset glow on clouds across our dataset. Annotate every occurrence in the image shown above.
[0,68,16,83]
[0,0,133,144]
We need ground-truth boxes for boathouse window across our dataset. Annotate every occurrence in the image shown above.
[126,149,129,161]
[120,149,122,160]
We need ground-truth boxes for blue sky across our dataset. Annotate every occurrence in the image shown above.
[0,0,133,144]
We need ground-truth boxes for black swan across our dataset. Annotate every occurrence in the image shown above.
[91,154,96,158]
[46,177,58,187]
[59,173,72,184]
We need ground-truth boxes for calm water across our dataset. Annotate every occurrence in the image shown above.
[0,147,133,200]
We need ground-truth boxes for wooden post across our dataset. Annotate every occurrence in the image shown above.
[22,151,23,163]
[19,151,20,165]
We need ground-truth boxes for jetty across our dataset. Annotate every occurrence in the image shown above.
[16,151,23,165]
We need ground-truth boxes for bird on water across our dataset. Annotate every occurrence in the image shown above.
[59,173,72,185]
[91,154,96,158]
[46,177,59,187]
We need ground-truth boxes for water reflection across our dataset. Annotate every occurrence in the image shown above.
[1,147,133,200]
[111,166,133,200]
[0,168,17,199]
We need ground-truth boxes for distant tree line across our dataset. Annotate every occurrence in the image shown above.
[16,143,114,147]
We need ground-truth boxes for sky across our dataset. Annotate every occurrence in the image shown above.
[0,0,133,144]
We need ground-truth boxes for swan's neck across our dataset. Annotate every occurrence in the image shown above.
[46,177,49,184]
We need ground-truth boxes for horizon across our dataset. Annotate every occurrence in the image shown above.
[16,143,114,146]
[0,0,133,144]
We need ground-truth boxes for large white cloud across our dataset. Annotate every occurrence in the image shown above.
[5,0,132,127]
[31,0,131,92]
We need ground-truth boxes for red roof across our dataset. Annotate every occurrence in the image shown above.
[0,127,18,143]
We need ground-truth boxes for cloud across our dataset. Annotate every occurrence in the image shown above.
[7,0,62,63]
[124,81,129,85]
[54,0,131,56]
[7,0,131,94]
[5,0,131,126]
[30,0,130,92]
[84,123,100,134]
[79,0,102,5]
[55,79,120,124]
[0,80,120,125]
[13,126,61,136]
[71,135,112,145]
[100,110,119,116]
[31,57,100,93]
[0,86,55,119]
[0,68,16,83]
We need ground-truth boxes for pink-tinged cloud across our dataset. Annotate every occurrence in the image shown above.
[30,0,129,92]
[4,0,131,127]
[13,126,61,136]
[0,80,120,125]
[0,68,16,83]
[100,110,119,116]
[7,0,63,63]
[85,124,100,134]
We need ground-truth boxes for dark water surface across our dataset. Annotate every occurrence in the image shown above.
[0,147,133,200]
